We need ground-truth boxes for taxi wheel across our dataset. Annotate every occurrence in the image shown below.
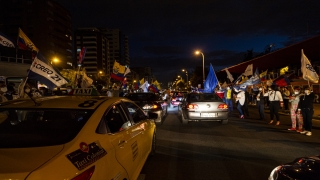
[150,132,156,156]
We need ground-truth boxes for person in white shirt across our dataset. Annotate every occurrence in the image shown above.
[235,87,246,119]
[268,85,284,125]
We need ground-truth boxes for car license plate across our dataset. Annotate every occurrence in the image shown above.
[201,113,217,117]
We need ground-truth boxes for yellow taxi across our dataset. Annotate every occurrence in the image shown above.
[0,92,157,180]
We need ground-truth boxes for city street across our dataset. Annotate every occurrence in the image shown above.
[140,105,320,180]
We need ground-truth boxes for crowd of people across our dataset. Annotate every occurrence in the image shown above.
[220,84,315,136]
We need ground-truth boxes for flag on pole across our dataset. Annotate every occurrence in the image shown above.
[259,69,268,81]
[279,66,289,75]
[203,64,218,93]
[241,68,261,86]
[18,28,39,52]
[0,31,15,48]
[243,64,253,76]
[28,53,68,89]
[139,78,144,86]
[225,69,234,82]
[78,47,87,65]
[140,81,148,92]
[111,61,126,81]
[124,67,131,76]
[301,49,319,83]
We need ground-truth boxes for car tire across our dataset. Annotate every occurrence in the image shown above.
[150,132,156,156]
[181,112,188,124]
[221,119,228,124]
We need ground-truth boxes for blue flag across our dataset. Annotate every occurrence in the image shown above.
[241,68,261,86]
[203,64,218,93]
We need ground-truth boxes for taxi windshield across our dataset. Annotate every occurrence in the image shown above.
[0,109,93,148]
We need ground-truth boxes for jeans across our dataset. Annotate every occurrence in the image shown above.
[225,98,233,112]
[301,108,313,131]
[237,103,244,116]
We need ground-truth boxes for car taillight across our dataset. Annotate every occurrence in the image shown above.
[172,98,176,101]
[143,104,158,109]
[218,104,228,110]
[187,104,198,109]
[71,166,95,180]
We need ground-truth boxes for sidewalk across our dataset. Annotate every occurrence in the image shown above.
[260,103,320,120]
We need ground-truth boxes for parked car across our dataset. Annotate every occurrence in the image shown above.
[178,92,229,124]
[269,155,320,180]
[0,95,157,180]
[170,91,188,107]
[125,92,168,124]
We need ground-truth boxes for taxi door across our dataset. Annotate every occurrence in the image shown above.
[105,103,142,180]
[122,101,154,164]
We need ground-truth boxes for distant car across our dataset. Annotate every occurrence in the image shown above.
[125,92,168,124]
[269,155,320,180]
[178,92,229,124]
[170,91,188,107]
[0,95,157,180]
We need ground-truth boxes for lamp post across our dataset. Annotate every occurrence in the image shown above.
[195,51,205,84]
[182,69,188,89]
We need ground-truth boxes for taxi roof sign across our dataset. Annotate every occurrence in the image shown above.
[73,88,99,96]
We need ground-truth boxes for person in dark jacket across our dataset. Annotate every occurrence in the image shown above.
[297,87,314,136]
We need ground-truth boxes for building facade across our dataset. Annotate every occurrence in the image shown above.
[0,0,73,68]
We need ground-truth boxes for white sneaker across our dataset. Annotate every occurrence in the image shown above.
[306,132,312,136]
[300,130,308,134]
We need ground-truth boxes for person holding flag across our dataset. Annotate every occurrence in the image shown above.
[297,87,314,136]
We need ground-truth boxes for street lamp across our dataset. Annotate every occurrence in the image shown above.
[195,51,205,84]
[182,69,188,89]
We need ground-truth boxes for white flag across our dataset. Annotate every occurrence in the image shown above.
[243,64,253,76]
[140,81,149,92]
[301,49,319,83]
[124,67,131,76]
[225,69,234,82]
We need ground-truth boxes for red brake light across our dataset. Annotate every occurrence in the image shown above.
[218,104,228,109]
[71,166,95,180]
[187,104,198,109]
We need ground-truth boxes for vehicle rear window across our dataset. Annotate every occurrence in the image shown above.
[126,93,159,101]
[0,109,93,148]
[188,93,221,102]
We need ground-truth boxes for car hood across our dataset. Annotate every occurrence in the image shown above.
[0,145,64,179]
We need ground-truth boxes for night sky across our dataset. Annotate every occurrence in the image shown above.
[55,0,320,85]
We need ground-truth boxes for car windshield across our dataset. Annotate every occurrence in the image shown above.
[0,109,93,148]
[188,93,221,102]
[126,93,160,101]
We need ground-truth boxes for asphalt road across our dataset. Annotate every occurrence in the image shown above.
[140,105,320,180]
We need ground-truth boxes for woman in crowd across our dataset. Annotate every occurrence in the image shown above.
[288,88,303,132]
[268,85,284,126]
[235,87,246,119]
